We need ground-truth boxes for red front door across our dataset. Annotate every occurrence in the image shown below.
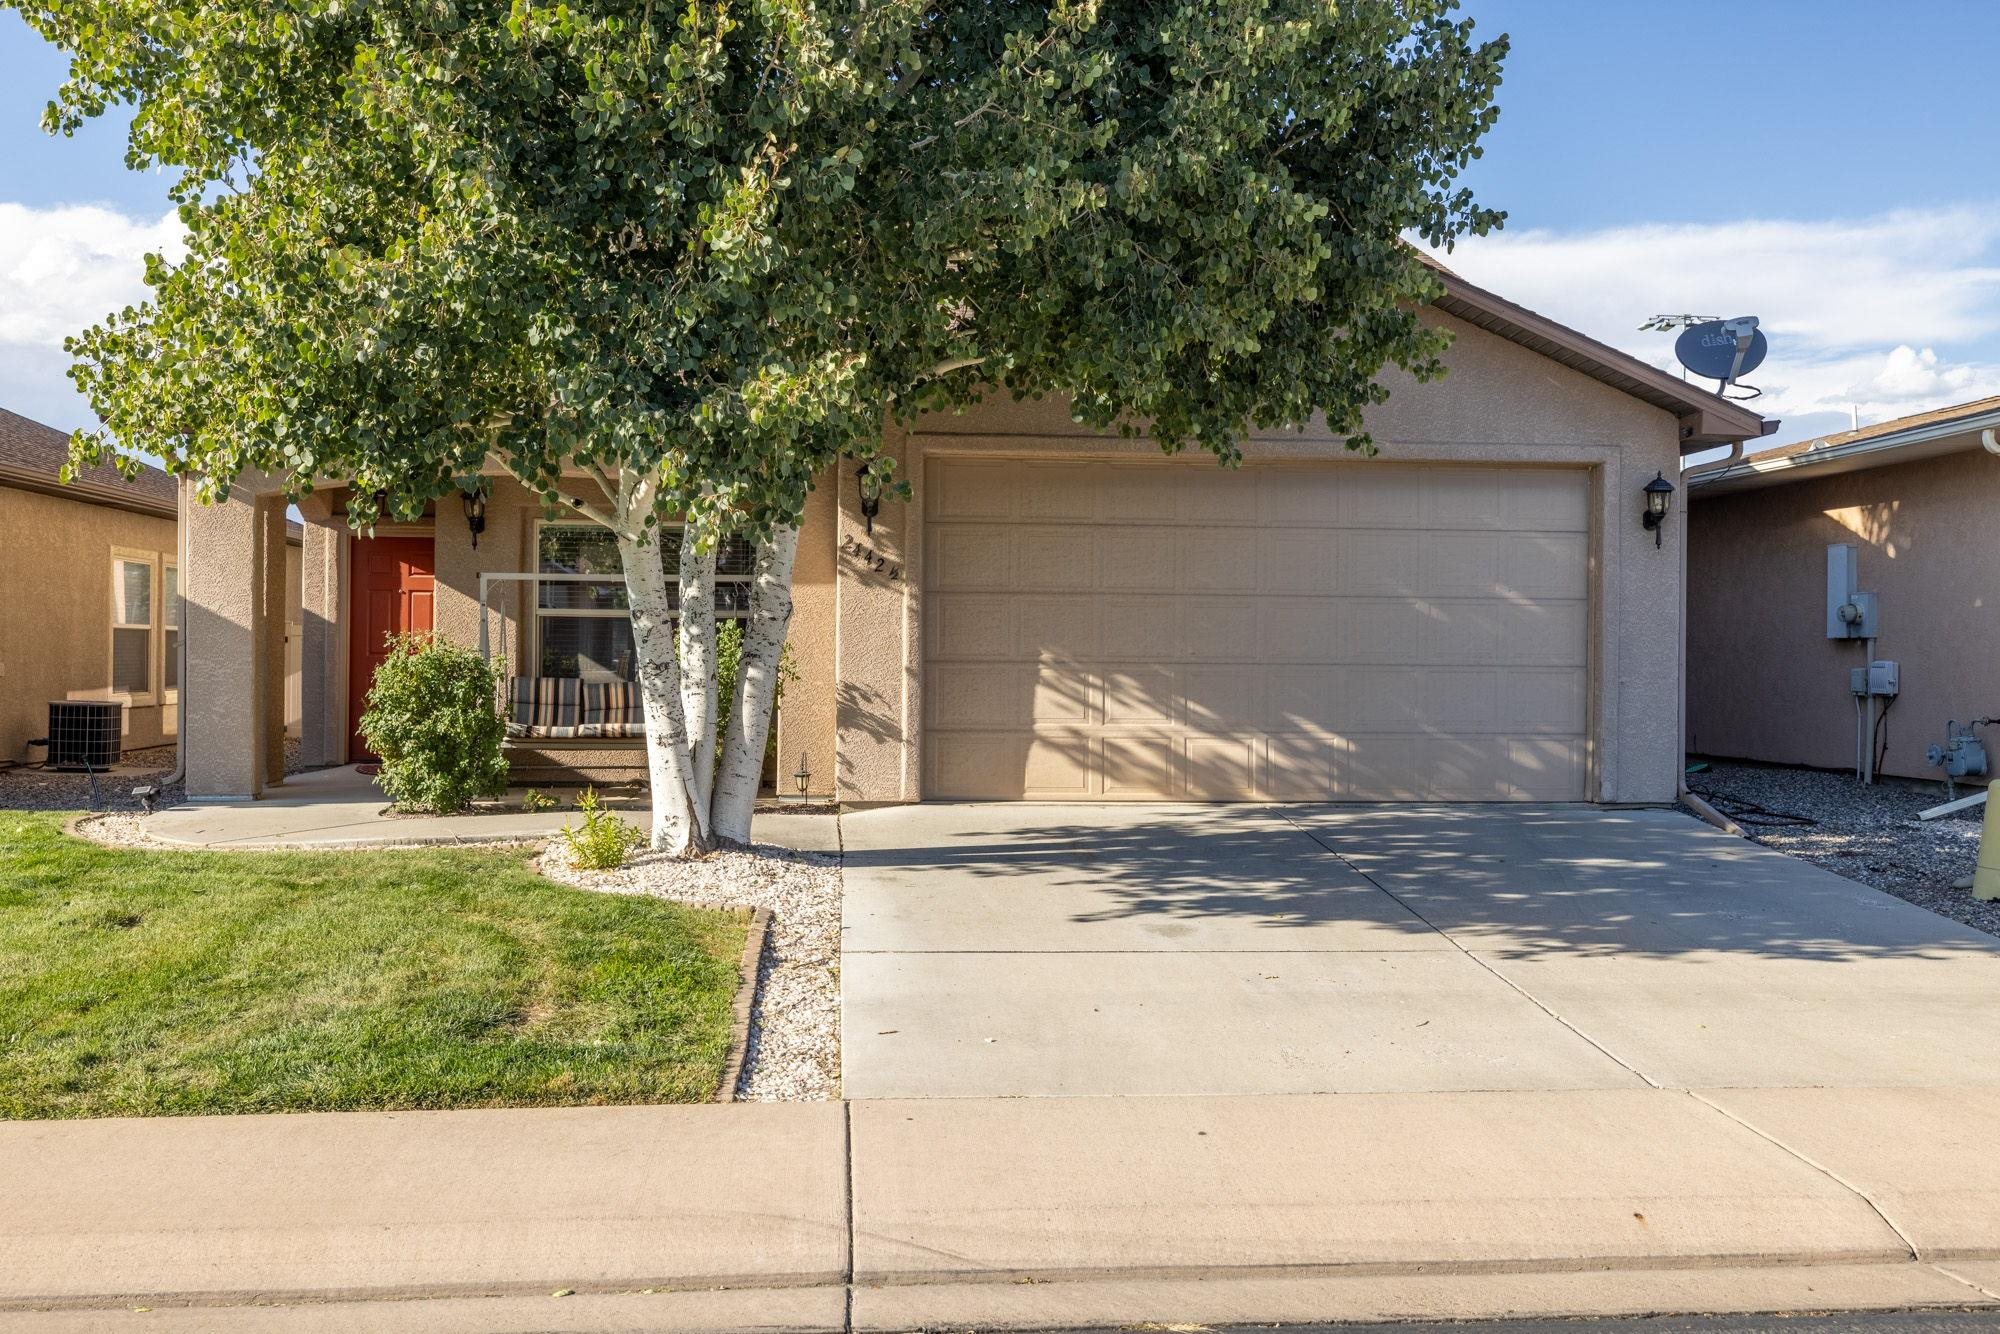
[348,535,437,761]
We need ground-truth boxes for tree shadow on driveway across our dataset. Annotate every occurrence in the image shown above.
[840,803,2000,963]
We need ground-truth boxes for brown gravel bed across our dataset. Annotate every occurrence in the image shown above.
[0,745,180,812]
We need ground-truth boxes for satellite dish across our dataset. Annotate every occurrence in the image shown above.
[1674,316,1768,387]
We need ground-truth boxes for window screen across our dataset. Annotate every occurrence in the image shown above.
[163,566,179,692]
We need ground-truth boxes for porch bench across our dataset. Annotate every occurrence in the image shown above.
[504,676,646,740]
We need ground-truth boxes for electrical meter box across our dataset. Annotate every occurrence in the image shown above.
[1826,544,1879,639]
[1849,661,1900,697]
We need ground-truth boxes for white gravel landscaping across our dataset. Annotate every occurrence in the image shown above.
[1689,759,1998,940]
[539,837,843,1101]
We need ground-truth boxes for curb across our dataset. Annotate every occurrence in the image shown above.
[717,906,774,1103]
[61,812,555,854]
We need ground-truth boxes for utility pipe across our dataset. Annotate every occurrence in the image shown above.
[1983,428,2000,456]
[156,476,190,792]
[1676,437,1750,838]
[1680,437,1746,486]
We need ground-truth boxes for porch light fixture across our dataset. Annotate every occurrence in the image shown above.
[1641,471,1675,548]
[856,463,882,534]
[792,754,813,802]
[458,476,490,549]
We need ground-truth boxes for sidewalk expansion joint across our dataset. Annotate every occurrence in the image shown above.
[1686,1089,1921,1263]
[1936,1263,2000,1301]
[842,1097,857,1334]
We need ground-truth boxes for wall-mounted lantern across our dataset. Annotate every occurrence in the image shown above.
[458,476,491,549]
[856,463,882,534]
[1641,471,1675,548]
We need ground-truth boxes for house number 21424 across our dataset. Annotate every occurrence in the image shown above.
[841,535,904,582]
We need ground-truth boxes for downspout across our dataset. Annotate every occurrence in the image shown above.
[1676,437,1748,837]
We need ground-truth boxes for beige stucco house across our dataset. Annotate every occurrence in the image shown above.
[0,407,305,772]
[1689,395,2000,781]
[1,408,183,764]
[181,269,1772,805]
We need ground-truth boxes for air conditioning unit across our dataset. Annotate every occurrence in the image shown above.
[46,700,123,772]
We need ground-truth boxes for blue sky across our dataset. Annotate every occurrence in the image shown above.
[4,3,1998,444]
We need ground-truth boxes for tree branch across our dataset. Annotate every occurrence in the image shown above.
[924,355,987,380]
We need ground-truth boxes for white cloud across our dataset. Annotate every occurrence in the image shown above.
[0,202,183,429]
[1422,206,2000,436]
[0,202,183,348]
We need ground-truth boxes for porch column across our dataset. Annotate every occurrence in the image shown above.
[295,498,348,769]
[183,474,283,800]
[260,502,289,788]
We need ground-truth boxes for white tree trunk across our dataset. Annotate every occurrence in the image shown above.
[676,519,720,815]
[710,521,801,845]
[618,528,711,855]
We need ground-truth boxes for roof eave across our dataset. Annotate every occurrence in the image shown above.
[0,462,180,520]
[1425,267,1777,449]
[1690,406,2000,495]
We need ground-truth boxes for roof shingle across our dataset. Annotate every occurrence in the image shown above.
[1744,394,2000,465]
[0,407,178,514]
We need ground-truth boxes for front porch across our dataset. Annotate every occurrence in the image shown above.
[181,470,830,801]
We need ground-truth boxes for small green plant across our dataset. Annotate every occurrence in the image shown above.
[520,789,557,813]
[358,634,511,814]
[559,788,643,870]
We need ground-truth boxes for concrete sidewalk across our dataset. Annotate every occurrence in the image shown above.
[5,1088,1997,1329]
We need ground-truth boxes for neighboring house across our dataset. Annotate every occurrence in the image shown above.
[1688,395,2000,782]
[0,406,305,769]
[180,268,1773,803]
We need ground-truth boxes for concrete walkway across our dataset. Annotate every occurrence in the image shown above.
[3,1090,1998,1329]
[841,803,2000,1099]
[137,765,840,852]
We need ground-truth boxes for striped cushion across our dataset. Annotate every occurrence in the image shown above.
[580,681,645,738]
[506,677,646,739]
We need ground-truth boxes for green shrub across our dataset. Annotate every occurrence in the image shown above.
[520,789,557,813]
[713,620,800,776]
[358,633,511,814]
[559,788,644,869]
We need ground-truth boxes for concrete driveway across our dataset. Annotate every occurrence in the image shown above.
[840,803,2000,1098]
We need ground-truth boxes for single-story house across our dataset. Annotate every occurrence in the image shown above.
[1688,395,2000,781]
[180,268,1773,804]
[0,406,305,770]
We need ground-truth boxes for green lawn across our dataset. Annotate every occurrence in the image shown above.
[0,812,748,1119]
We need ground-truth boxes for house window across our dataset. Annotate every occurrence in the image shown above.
[163,565,180,695]
[534,522,753,681]
[111,555,155,697]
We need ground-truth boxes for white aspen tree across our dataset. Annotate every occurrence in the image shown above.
[675,514,720,815]
[711,519,802,845]
[589,467,711,855]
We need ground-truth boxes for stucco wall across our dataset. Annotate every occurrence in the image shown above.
[825,306,1690,804]
[0,485,178,762]
[1688,447,2000,779]
[777,465,840,798]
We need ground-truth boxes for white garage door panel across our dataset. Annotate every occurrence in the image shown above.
[923,459,1591,801]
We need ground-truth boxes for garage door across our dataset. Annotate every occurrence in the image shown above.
[922,457,1591,801]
